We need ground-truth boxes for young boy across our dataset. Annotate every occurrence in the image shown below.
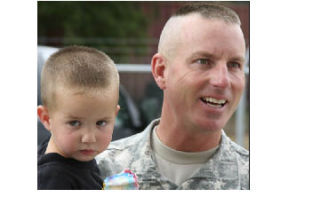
[37,46,120,189]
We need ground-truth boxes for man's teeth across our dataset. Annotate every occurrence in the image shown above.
[201,97,226,107]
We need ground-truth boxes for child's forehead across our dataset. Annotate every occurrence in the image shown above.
[52,86,118,114]
[51,82,119,105]
[57,84,117,97]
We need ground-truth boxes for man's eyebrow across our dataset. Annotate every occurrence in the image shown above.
[186,51,213,62]
[190,51,213,58]
[188,51,246,64]
[230,55,245,63]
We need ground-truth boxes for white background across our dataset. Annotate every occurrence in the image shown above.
[1,0,320,212]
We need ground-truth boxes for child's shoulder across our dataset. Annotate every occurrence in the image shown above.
[38,155,74,189]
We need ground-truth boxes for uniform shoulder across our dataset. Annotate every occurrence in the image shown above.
[95,120,159,179]
[229,140,249,157]
[221,131,249,159]
[107,120,158,152]
[108,132,143,150]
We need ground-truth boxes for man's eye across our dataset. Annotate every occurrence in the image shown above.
[68,120,80,127]
[196,58,210,65]
[228,62,241,69]
[96,120,107,127]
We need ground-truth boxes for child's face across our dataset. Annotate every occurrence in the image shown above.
[47,87,119,162]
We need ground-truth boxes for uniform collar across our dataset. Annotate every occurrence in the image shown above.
[135,120,240,189]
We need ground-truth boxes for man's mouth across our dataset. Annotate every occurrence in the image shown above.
[200,96,227,108]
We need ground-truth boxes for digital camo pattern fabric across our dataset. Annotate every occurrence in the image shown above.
[96,119,249,190]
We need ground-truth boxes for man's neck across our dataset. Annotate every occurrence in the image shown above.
[156,118,221,152]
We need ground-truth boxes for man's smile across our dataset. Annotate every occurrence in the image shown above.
[200,96,227,108]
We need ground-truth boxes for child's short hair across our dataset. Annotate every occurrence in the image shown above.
[40,46,119,110]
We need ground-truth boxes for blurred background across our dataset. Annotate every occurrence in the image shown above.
[37,1,249,149]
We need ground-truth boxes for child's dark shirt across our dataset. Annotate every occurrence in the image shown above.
[38,141,103,190]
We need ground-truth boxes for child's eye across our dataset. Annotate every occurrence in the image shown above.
[68,120,81,127]
[96,120,107,127]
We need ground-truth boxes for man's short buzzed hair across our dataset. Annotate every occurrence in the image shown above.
[174,3,241,25]
[41,46,119,110]
[158,3,242,58]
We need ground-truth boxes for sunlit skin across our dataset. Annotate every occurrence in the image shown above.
[38,87,120,162]
[152,14,246,152]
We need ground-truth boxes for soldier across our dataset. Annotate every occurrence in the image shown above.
[96,3,249,190]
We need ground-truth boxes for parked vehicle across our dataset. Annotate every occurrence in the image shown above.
[37,46,144,146]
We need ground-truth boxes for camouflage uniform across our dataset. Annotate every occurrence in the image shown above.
[96,119,249,190]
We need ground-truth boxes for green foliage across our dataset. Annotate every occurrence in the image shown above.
[38,1,149,44]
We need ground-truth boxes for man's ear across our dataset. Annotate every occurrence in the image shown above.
[151,53,167,90]
[37,105,51,131]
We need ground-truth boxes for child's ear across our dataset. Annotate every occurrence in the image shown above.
[151,53,167,90]
[115,104,120,116]
[37,105,51,131]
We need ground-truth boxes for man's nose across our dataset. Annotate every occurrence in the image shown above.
[209,63,229,88]
[81,128,96,143]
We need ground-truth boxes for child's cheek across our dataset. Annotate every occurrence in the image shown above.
[59,132,80,152]
[99,129,113,150]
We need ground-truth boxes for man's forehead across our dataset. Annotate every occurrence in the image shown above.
[178,16,245,52]
[172,14,243,41]
[160,13,244,59]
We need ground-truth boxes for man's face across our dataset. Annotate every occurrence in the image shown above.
[47,87,119,161]
[163,15,246,133]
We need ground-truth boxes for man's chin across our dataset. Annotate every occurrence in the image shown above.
[194,118,226,133]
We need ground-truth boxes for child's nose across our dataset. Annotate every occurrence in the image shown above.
[81,129,96,143]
